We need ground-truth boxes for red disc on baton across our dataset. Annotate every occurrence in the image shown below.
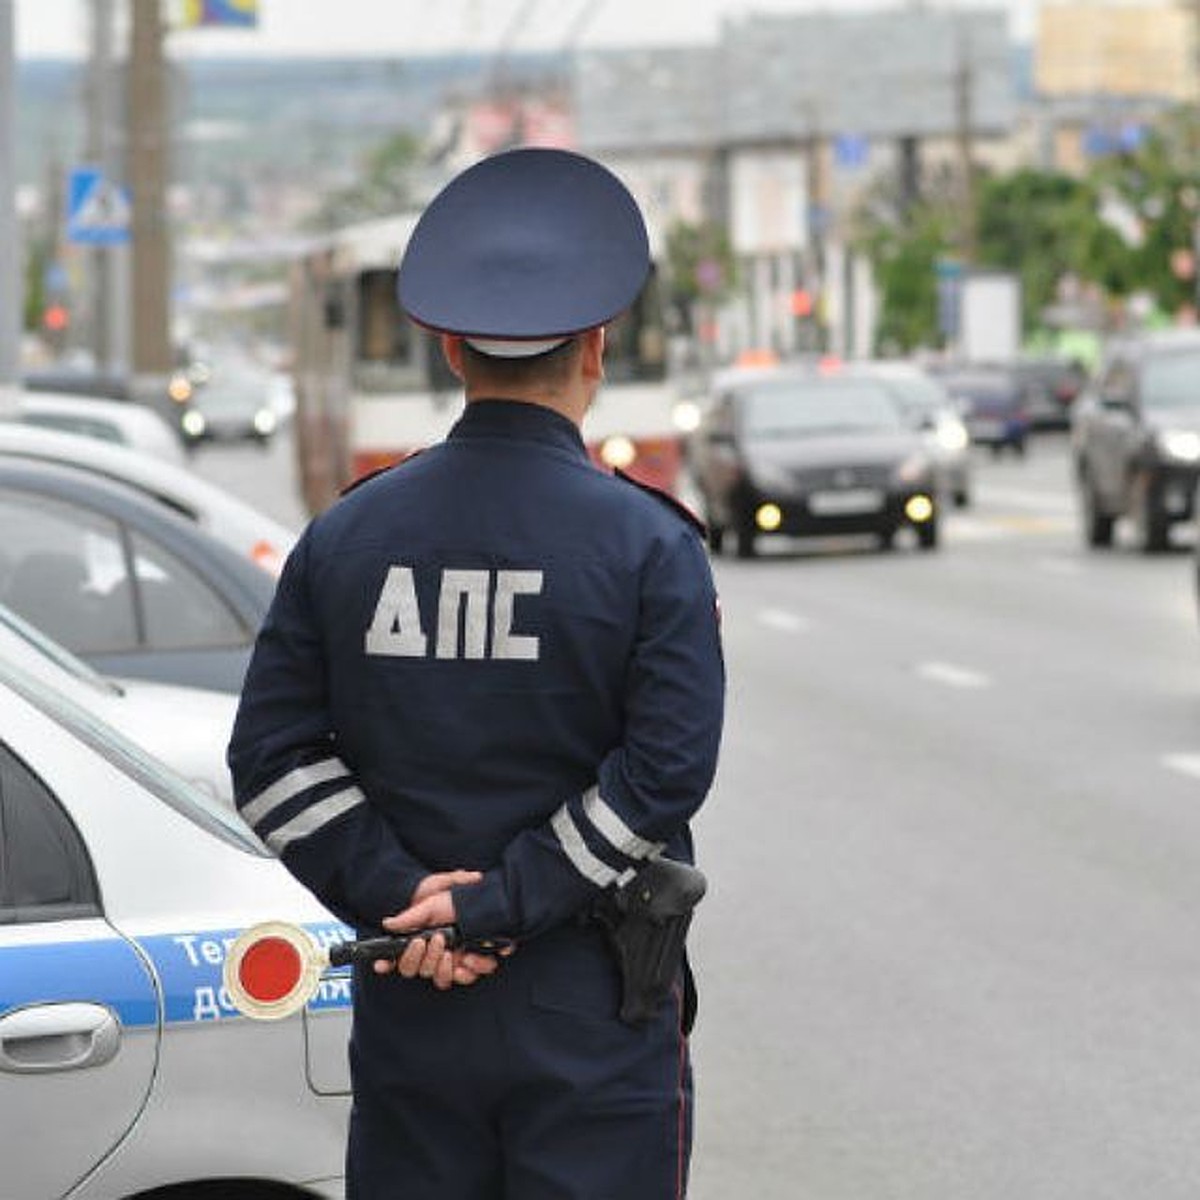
[224,921,325,1020]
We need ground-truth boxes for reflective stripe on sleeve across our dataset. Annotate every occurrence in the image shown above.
[581,787,664,861]
[550,804,620,887]
[240,758,351,829]
[264,785,366,854]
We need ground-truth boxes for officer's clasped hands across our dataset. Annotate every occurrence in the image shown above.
[374,869,509,991]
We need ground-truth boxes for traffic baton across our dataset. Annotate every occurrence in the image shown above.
[222,920,513,1020]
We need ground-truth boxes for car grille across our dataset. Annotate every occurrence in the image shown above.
[788,463,893,490]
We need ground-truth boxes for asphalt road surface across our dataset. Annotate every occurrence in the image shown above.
[194,428,1200,1199]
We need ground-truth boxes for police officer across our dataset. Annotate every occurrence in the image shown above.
[228,147,725,1199]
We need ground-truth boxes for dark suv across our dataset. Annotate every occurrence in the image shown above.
[1072,331,1200,552]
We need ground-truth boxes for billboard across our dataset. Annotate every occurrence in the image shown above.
[179,0,259,29]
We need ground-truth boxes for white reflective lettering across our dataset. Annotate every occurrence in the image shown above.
[312,927,350,951]
[193,987,223,1021]
[200,939,224,966]
[436,569,490,660]
[318,975,353,1002]
[365,566,428,657]
[492,570,543,661]
[174,934,201,967]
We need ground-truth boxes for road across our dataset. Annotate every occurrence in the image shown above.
[194,428,1200,1199]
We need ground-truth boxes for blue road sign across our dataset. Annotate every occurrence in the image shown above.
[67,167,132,246]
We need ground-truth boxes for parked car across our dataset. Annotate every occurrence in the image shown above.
[183,368,281,447]
[24,365,198,448]
[0,600,236,801]
[932,364,1030,455]
[0,422,297,575]
[850,360,972,507]
[1011,355,1089,429]
[1073,329,1200,552]
[0,456,277,692]
[11,389,189,465]
[0,654,351,1199]
[689,365,940,557]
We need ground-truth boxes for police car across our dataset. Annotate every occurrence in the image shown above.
[0,652,352,1199]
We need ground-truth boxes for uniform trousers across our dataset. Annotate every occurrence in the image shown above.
[345,923,692,1200]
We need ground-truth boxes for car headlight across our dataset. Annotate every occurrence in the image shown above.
[1157,430,1200,462]
[253,408,278,435]
[893,454,931,485]
[599,435,637,469]
[168,373,193,404]
[934,416,969,452]
[182,410,206,437]
[672,400,702,433]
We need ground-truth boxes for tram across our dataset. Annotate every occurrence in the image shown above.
[287,213,689,516]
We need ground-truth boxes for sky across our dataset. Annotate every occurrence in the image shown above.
[14,0,1039,59]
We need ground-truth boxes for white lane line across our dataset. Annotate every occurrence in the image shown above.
[917,661,992,689]
[1163,754,1200,781]
[1036,556,1084,576]
[757,608,810,633]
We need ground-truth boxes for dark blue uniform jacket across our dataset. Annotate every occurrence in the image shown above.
[228,399,725,941]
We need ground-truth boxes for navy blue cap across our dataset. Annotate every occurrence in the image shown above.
[397,148,650,348]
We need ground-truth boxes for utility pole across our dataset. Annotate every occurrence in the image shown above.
[0,0,20,414]
[953,22,977,266]
[128,0,173,402]
[88,0,128,374]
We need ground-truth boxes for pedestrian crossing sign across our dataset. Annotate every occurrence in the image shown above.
[67,167,132,246]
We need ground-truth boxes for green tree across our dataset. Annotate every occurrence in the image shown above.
[663,219,737,332]
[974,169,1128,333]
[1086,109,1200,316]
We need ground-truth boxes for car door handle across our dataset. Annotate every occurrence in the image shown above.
[0,1003,121,1074]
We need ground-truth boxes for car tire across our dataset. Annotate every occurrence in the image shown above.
[1136,491,1170,554]
[878,527,896,552]
[706,522,725,555]
[917,518,939,551]
[734,510,758,559]
[953,487,970,509]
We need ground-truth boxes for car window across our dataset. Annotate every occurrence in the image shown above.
[0,487,138,653]
[1140,350,1200,411]
[0,601,120,696]
[129,531,250,651]
[740,379,904,437]
[19,412,125,445]
[0,659,265,855]
[0,489,250,656]
[0,741,101,923]
[874,373,950,418]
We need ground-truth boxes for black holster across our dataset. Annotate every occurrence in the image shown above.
[591,857,707,1029]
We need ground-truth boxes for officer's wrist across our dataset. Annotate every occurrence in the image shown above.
[452,872,512,940]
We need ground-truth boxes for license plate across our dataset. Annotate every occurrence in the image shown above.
[808,488,884,515]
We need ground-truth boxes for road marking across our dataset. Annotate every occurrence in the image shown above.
[1163,754,1200,781]
[1036,556,1084,575]
[916,661,992,689]
[757,608,810,633]
[974,485,1076,516]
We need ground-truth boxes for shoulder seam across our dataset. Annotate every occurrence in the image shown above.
[613,468,706,536]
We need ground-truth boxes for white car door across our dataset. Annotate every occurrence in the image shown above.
[0,739,159,1199]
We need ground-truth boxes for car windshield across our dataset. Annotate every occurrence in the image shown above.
[196,376,269,413]
[873,373,950,418]
[0,654,265,855]
[1141,350,1200,411]
[740,378,904,438]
